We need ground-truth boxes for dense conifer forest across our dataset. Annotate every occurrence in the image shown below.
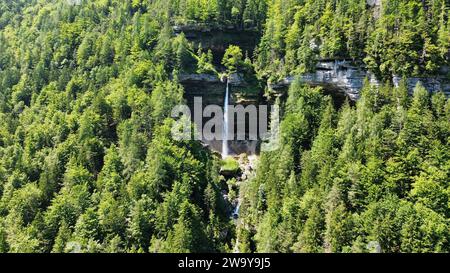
[0,0,449,253]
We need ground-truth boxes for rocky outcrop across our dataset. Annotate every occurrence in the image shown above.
[269,60,373,101]
[269,60,450,101]
[180,75,224,106]
[179,72,263,156]
[174,24,260,65]
[173,23,244,33]
[178,73,220,83]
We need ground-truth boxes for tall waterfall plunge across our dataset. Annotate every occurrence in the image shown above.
[222,80,229,158]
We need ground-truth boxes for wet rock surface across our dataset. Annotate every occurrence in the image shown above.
[228,73,245,87]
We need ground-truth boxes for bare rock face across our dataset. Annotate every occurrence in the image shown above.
[268,60,372,101]
[229,140,259,156]
[269,60,450,101]
[179,73,225,109]
[228,73,245,87]
[201,139,259,157]
[178,73,220,83]
[174,24,260,66]
[179,72,263,156]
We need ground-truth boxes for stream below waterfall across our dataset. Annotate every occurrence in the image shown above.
[222,80,229,158]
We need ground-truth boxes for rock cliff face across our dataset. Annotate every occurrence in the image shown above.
[269,60,450,101]
[392,75,450,96]
[179,72,263,156]
[367,0,382,18]
[176,22,449,156]
[178,72,260,105]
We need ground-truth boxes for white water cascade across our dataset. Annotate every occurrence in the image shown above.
[222,80,229,158]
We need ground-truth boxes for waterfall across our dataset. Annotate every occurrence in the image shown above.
[222,80,229,158]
